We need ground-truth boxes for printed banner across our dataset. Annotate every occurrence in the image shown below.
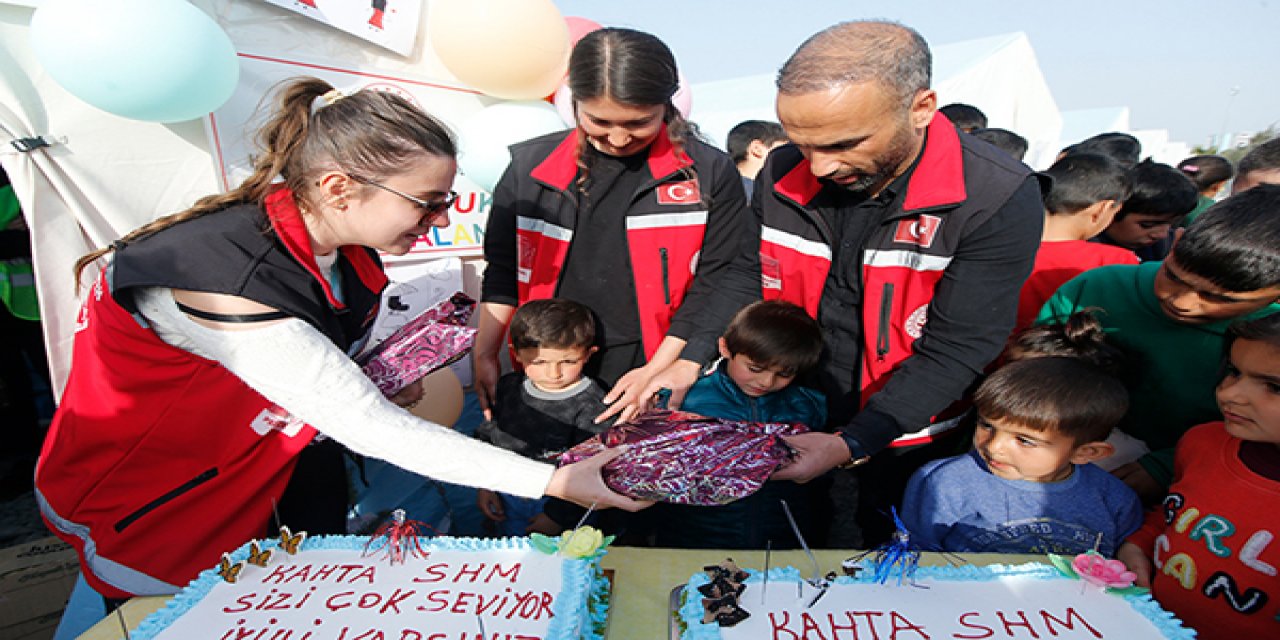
[258,0,422,56]
[205,52,493,258]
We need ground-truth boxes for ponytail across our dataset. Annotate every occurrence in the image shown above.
[75,77,456,289]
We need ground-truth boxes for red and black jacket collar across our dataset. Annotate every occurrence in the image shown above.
[264,186,387,309]
[529,125,694,193]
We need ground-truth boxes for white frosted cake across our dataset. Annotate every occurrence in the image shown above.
[680,563,1193,639]
[133,534,609,640]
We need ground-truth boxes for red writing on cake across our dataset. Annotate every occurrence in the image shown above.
[413,562,523,584]
[767,607,1105,639]
[261,563,378,585]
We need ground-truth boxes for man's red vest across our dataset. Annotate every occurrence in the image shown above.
[760,115,971,446]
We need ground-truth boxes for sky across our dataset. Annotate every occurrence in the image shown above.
[552,0,1279,148]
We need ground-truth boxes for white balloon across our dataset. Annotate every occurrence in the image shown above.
[458,101,567,193]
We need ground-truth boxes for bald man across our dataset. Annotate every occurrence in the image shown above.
[760,21,1044,545]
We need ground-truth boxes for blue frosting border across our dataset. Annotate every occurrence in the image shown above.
[132,535,604,640]
[679,562,1193,640]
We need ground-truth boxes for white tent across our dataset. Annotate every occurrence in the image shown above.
[0,0,493,394]
[689,32,1063,168]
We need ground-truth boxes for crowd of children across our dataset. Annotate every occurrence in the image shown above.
[473,120,1280,637]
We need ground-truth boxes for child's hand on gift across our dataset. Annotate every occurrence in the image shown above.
[477,489,505,522]
[1116,542,1153,588]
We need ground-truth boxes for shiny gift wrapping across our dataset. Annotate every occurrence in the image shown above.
[558,409,807,505]
[358,292,476,396]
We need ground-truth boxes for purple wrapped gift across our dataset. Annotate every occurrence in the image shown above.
[558,409,808,506]
[358,292,476,397]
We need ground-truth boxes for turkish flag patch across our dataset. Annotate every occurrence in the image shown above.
[657,180,701,205]
[892,215,942,248]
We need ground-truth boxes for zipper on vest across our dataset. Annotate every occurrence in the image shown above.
[114,467,219,533]
[660,248,671,304]
[876,283,894,362]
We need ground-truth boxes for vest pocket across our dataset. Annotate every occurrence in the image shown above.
[876,283,894,361]
[114,467,219,532]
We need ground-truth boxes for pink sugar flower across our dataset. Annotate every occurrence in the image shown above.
[1072,552,1137,589]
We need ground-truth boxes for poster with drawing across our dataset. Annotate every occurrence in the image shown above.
[259,0,422,57]
[205,51,492,259]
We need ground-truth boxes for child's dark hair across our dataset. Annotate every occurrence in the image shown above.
[1114,159,1198,221]
[971,128,1028,161]
[1237,138,1280,181]
[1007,311,1125,375]
[1172,184,1280,291]
[1042,153,1133,215]
[722,300,823,375]
[1227,313,1280,353]
[726,120,787,165]
[975,357,1129,445]
[1177,155,1234,192]
[508,299,596,351]
[1061,132,1141,169]
[939,103,987,132]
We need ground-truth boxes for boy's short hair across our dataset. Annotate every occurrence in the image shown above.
[974,357,1129,446]
[726,120,787,165]
[1008,310,1126,375]
[1042,153,1133,215]
[508,299,596,351]
[939,103,987,132]
[1062,132,1142,169]
[1173,184,1280,291]
[971,127,1028,161]
[722,300,823,374]
[1115,159,1198,221]
[1178,154,1234,191]
[1237,138,1280,178]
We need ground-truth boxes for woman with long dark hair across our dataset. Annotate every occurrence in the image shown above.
[476,28,754,426]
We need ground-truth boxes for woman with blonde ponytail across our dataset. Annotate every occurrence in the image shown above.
[477,28,757,437]
[37,77,645,602]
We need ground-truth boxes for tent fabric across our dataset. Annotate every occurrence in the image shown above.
[0,0,477,396]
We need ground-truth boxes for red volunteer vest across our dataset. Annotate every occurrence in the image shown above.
[35,189,386,598]
[760,115,968,446]
[517,128,706,358]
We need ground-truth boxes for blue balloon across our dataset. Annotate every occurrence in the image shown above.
[31,0,239,123]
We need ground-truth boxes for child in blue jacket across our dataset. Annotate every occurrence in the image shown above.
[655,300,826,548]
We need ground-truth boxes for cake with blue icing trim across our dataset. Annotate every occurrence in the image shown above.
[132,533,610,640]
[680,562,1194,639]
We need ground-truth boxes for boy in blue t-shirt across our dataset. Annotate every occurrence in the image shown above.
[654,300,826,549]
[902,357,1142,556]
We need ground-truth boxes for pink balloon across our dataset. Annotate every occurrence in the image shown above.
[565,16,603,46]
[553,79,575,125]
[552,71,693,127]
[672,71,693,120]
